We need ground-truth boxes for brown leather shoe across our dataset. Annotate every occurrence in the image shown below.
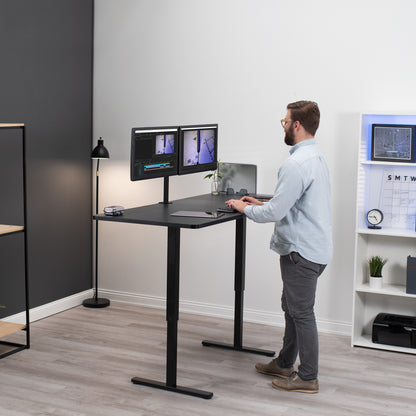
[254,359,294,378]
[272,372,319,393]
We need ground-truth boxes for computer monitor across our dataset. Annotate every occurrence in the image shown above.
[178,124,218,175]
[130,126,179,181]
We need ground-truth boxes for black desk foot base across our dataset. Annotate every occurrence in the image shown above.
[131,377,213,399]
[202,340,275,357]
[82,298,110,308]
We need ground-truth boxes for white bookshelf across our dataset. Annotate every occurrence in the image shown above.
[352,113,416,354]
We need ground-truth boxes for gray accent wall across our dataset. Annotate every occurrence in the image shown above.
[0,0,93,317]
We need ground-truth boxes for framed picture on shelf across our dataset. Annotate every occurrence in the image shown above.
[371,124,415,163]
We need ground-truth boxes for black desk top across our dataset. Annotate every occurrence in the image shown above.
[94,193,244,229]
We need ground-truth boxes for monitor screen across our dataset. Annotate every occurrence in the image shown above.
[178,124,218,175]
[130,126,179,181]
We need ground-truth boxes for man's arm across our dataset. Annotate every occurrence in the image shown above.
[244,160,304,223]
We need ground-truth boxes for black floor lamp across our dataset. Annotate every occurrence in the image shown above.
[83,138,110,308]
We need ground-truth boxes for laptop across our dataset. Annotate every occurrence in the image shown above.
[219,162,272,201]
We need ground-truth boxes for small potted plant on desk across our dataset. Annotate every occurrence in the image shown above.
[368,255,387,290]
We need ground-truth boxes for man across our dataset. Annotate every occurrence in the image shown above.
[226,100,332,394]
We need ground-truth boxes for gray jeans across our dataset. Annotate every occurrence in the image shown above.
[276,252,326,381]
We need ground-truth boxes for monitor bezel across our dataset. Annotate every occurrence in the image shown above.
[130,126,179,181]
[178,124,218,175]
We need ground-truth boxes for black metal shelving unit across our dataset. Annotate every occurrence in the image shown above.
[0,123,30,359]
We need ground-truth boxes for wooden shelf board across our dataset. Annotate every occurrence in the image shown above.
[0,224,24,236]
[356,283,416,298]
[0,321,26,338]
[353,334,416,355]
[360,160,416,167]
[357,227,416,238]
[0,123,24,128]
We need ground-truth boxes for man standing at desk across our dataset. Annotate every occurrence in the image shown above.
[226,100,332,394]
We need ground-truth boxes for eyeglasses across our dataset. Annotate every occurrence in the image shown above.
[280,119,292,127]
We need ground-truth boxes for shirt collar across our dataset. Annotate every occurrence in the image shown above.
[289,137,316,154]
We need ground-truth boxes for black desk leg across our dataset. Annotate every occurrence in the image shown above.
[132,227,213,399]
[202,217,275,357]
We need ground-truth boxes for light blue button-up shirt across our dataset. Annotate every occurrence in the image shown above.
[244,138,332,265]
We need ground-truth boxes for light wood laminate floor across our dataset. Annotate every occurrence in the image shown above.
[0,302,415,416]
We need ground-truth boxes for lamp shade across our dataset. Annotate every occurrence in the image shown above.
[91,137,110,159]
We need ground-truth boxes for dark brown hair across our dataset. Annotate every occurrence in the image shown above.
[287,101,320,136]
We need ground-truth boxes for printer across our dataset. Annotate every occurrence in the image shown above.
[372,313,416,348]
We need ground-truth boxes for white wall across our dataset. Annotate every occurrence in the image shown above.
[93,0,416,335]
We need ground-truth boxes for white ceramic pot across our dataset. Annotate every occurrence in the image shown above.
[369,275,383,290]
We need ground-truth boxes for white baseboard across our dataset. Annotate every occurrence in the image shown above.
[2,290,93,324]
[99,289,352,336]
[2,288,351,336]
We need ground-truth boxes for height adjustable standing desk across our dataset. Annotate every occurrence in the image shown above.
[95,193,274,399]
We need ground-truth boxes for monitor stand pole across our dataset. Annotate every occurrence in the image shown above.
[159,176,172,205]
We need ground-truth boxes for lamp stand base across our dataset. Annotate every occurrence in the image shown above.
[82,298,110,308]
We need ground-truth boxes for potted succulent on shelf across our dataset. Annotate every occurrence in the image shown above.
[368,255,387,289]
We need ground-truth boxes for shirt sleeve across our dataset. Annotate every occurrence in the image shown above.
[244,159,304,223]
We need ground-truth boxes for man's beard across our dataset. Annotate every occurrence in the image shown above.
[284,123,295,146]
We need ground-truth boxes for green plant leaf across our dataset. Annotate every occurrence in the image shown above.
[368,255,387,277]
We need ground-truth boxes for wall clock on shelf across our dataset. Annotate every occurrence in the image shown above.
[366,209,383,229]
